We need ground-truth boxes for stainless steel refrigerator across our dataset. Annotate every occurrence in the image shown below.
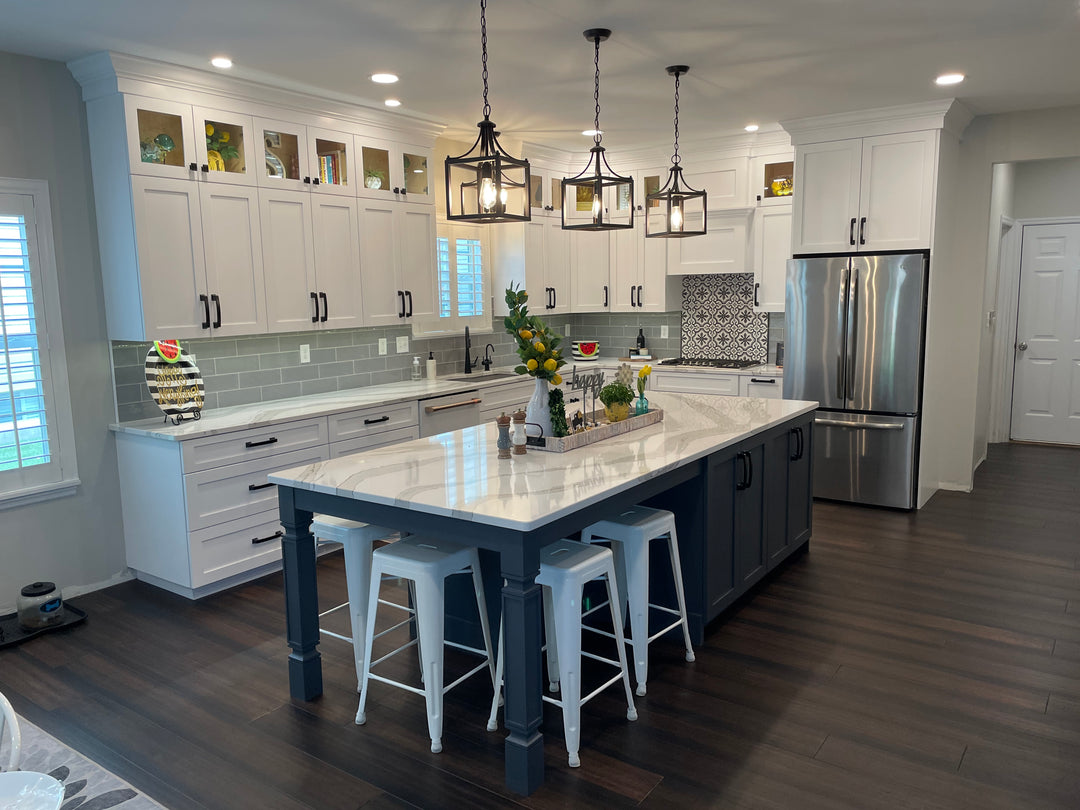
[783,252,928,509]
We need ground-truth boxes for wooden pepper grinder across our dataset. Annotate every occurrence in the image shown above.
[496,412,512,459]
[511,409,527,455]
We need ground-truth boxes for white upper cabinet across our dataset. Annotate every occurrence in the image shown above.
[259,189,320,332]
[311,196,365,330]
[358,137,434,204]
[611,202,678,313]
[125,95,199,180]
[307,125,355,197]
[667,210,750,275]
[254,117,313,192]
[358,201,437,329]
[792,131,937,254]
[572,230,611,312]
[692,157,749,210]
[199,184,266,335]
[752,205,791,313]
[192,106,261,187]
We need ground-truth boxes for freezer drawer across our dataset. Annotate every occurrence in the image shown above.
[812,412,918,509]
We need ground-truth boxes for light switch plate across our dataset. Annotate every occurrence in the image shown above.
[378,338,387,355]
[299,344,310,363]
[396,335,409,353]
[660,325,669,339]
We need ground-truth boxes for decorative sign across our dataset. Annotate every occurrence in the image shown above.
[570,366,605,427]
[145,341,204,424]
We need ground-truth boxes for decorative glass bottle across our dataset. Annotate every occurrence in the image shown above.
[635,394,649,416]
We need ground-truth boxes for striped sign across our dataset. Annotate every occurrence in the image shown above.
[145,345,204,422]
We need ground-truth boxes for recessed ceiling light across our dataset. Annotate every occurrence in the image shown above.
[384,98,402,107]
[935,72,965,86]
[582,129,603,137]
[744,124,759,132]
[210,56,233,69]
[371,73,399,84]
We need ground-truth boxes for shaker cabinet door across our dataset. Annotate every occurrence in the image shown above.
[259,189,319,332]
[858,131,936,252]
[311,196,365,330]
[791,139,862,254]
[359,202,403,327]
[199,184,266,336]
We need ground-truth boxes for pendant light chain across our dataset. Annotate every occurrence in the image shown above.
[592,34,602,146]
[671,70,681,166]
[480,0,490,119]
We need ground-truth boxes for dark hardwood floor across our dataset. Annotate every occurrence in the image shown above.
[2,442,1079,809]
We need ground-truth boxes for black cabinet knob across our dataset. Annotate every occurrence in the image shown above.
[303,177,311,184]
[313,177,320,185]
[188,162,197,171]
[200,164,209,173]
[393,187,401,194]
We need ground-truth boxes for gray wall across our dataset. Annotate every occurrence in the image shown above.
[0,52,127,612]
[1012,156,1080,219]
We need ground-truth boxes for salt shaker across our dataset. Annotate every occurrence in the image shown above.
[511,409,527,455]
[496,412,512,459]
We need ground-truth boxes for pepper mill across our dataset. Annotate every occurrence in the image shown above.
[511,409,527,455]
[496,412,512,459]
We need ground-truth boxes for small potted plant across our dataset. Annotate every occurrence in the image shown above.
[599,381,635,423]
[365,168,385,189]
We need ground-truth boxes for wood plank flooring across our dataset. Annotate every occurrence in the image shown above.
[1,441,1078,808]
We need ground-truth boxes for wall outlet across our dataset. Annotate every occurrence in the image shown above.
[660,325,669,339]
[378,338,387,355]
[396,335,409,353]
[299,344,310,363]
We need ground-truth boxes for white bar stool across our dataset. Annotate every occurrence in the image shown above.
[487,539,638,768]
[311,516,412,692]
[582,505,695,696]
[356,536,496,754]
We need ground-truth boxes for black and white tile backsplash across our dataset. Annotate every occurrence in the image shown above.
[681,274,768,361]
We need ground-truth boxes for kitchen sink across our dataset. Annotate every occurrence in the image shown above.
[443,372,520,382]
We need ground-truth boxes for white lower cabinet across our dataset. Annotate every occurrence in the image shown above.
[740,374,783,398]
[653,370,741,396]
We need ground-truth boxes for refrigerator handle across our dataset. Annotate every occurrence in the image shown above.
[837,265,849,401]
[847,266,858,401]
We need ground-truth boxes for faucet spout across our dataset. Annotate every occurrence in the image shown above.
[464,326,475,374]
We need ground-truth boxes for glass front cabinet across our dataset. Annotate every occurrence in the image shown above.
[357,137,433,204]
[125,95,199,180]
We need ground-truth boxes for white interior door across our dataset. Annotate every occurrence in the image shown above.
[1010,222,1080,444]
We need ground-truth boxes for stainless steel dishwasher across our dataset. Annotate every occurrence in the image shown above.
[418,390,482,437]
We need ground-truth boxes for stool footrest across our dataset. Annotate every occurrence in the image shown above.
[318,601,350,620]
[442,660,491,694]
[319,628,352,643]
[367,671,427,698]
[543,671,626,710]
[370,636,419,668]
[647,615,688,644]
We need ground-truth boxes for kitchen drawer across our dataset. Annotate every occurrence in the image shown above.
[653,371,740,396]
[479,379,533,412]
[181,417,328,473]
[189,511,285,589]
[740,375,783,399]
[329,400,418,443]
[330,425,420,458]
[185,445,330,531]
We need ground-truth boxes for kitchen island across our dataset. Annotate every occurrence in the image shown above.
[270,391,816,796]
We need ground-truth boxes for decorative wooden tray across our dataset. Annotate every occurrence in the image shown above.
[527,408,663,452]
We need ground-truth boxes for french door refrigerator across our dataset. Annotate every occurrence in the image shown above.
[783,252,928,509]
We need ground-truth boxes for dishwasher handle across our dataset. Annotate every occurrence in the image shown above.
[424,398,482,414]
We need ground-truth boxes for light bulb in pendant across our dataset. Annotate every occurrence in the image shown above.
[670,202,683,232]
[592,194,601,220]
[480,176,498,211]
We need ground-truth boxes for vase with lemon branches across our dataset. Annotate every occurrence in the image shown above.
[505,284,568,438]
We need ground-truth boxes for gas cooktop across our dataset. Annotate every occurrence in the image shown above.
[659,357,762,369]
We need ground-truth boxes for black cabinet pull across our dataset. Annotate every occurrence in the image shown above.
[849,217,856,246]
[637,285,643,307]
[545,287,552,309]
[188,162,198,171]
[736,452,750,491]
[630,285,637,307]
[750,378,776,384]
[405,290,413,318]
[859,216,867,245]
[553,287,558,309]
[603,285,608,308]
[400,189,407,196]
[199,294,211,329]
[754,282,760,307]
[313,177,320,185]
[201,164,209,173]
[248,482,275,491]
[310,291,319,323]
[211,293,221,328]
[397,290,406,318]
[746,452,753,489]
[303,176,311,184]
[790,426,804,461]
[319,292,328,322]
[363,415,390,425]
[245,436,278,448]
[252,530,284,545]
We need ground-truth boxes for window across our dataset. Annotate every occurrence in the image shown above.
[0,180,78,507]
[424,222,490,335]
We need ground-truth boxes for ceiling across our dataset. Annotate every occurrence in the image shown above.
[3,0,1080,152]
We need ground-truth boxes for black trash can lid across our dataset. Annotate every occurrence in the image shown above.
[21,581,57,597]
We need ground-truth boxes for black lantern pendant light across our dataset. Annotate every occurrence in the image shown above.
[646,66,707,238]
[561,29,633,232]
[445,0,530,223]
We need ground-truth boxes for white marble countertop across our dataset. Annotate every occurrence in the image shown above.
[269,391,816,532]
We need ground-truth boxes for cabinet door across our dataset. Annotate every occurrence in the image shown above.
[752,205,791,312]
[572,230,611,312]
[356,136,396,201]
[254,117,312,191]
[667,211,748,275]
[740,375,782,398]
[131,176,208,339]
[610,225,639,312]
[308,125,354,196]
[522,221,548,307]
[124,95,197,180]
[764,429,792,567]
[397,204,438,324]
[545,219,572,313]
[359,202,403,326]
[787,420,813,550]
[311,196,364,330]
[199,184,266,337]
[638,211,674,311]
[791,140,862,254]
[733,444,766,588]
[259,189,319,332]
[399,145,434,204]
[192,106,260,187]
[705,449,737,619]
[693,157,748,210]
[858,131,936,252]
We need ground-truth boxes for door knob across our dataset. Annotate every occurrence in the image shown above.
[1017,341,1028,352]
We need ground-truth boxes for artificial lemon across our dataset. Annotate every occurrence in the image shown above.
[534,342,545,353]
[526,358,538,371]
[205,123,214,136]
[543,358,557,372]
[220,130,230,143]
[519,329,532,340]
[552,373,562,385]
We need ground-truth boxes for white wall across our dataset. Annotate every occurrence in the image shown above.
[943,104,1080,494]
[1013,157,1080,219]
[0,51,128,612]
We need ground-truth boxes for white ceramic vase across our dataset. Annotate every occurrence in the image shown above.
[525,377,553,439]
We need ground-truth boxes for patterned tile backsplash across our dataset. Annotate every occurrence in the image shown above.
[681,274,769,362]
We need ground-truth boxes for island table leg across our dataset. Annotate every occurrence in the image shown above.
[279,487,321,700]
[501,562,545,795]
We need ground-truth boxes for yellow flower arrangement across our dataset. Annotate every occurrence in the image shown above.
[637,364,652,397]
[503,284,567,383]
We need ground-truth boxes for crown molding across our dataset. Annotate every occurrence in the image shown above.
[68,51,445,144]
[781,98,973,145]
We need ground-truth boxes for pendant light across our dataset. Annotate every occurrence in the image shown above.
[646,66,707,238]
[561,29,633,232]
[445,0,530,223]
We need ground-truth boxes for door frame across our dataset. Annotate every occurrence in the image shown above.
[989,216,1080,442]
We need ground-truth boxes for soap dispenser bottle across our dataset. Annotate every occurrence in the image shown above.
[411,356,422,381]
[425,351,437,379]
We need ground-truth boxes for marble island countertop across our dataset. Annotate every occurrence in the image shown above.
[269,391,816,532]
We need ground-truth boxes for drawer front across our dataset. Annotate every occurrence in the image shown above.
[653,371,740,396]
[480,379,533,412]
[328,400,418,443]
[740,375,783,399]
[181,417,328,473]
[330,425,420,458]
[189,511,285,589]
[185,445,330,531]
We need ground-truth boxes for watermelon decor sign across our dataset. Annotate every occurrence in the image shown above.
[154,340,182,363]
[145,341,205,424]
